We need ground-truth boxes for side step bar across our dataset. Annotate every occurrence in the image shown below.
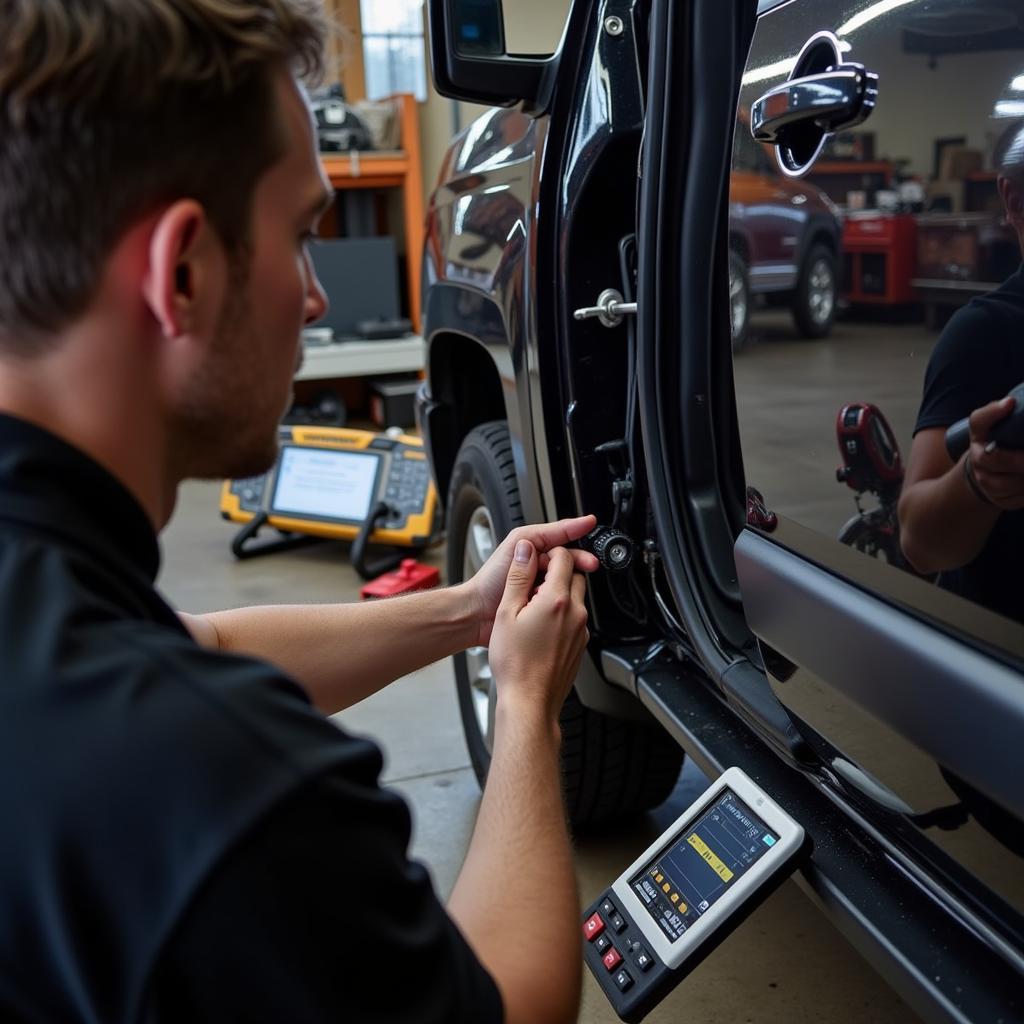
[635,662,1024,1024]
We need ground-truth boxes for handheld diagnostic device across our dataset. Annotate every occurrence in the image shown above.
[582,767,805,1023]
[220,425,439,576]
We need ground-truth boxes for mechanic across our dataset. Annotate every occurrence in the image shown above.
[899,119,1024,621]
[0,2,596,1021]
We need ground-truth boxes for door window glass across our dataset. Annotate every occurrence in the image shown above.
[730,0,1024,651]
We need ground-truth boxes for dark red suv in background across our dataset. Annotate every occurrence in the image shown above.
[729,123,842,350]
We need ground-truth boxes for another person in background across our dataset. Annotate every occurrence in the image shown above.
[899,120,1024,621]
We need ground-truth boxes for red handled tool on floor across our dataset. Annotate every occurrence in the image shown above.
[360,558,440,600]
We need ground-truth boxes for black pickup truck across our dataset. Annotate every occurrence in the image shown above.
[417,1,1024,1021]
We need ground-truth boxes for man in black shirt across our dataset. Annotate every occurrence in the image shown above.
[900,122,1024,622]
[0,3,594,1022]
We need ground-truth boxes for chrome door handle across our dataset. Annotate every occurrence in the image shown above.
[573,288,637,328]
[751,64,879,144]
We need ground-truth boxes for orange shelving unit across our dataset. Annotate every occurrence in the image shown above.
[320,93,425,334]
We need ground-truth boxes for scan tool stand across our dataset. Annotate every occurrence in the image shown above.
[349,501,406,581]
[230,511,323,561]
[230,501,407,581]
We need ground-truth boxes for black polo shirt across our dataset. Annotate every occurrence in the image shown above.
[914,264,1024,621]
[0,414,502,1023]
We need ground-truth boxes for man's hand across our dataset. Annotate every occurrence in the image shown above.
[462,515,599,647]
[449,539,588,1024]
[486,542,590,725]
[967,397,1024,509]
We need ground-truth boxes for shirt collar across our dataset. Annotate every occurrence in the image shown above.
[0,413,160,582]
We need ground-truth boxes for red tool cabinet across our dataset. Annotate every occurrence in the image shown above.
[841,213,917,305]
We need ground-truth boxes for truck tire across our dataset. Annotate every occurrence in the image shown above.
[792,243,837,339]
[729,249,750,353]
[447,421,683,828]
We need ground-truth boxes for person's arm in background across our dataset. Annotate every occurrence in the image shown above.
[448,541,588,1024]
[899,397,1024,574]
[179,516,598,714]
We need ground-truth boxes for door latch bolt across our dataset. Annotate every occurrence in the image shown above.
[573,288,638,328]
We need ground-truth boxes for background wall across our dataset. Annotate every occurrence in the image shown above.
[852,31,1022,179]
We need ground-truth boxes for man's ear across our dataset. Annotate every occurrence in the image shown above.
[142,200,219,340]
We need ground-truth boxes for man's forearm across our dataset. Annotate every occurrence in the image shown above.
[899,456,1001,574]
[189,585,479,713]
[448,699,581,1024]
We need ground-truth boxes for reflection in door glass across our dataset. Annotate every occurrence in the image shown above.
[730,0,1024,634]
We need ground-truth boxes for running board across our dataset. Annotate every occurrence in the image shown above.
[634,662,1023,1024]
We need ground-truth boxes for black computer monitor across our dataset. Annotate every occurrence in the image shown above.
[307,237,401,338]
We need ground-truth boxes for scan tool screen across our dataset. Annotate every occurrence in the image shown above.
[271,446,379,524]
[631,789,779,942]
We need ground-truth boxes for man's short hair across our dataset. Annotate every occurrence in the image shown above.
[0,0,327,356]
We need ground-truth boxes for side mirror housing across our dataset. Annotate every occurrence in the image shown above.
[427,0,559,111]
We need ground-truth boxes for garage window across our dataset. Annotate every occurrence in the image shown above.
[360,0,428,102]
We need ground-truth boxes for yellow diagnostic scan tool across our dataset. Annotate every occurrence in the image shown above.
[220,425,439,579]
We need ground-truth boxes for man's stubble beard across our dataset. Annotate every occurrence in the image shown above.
[170,254,285,483]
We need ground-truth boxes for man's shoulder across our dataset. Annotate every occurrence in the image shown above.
[0,551,387,1023]
[103,616,372,778]
[0,512,370,788]
[939,292,1009,352]
[945,271,1024,349]
[0,569,376,878]
[927,281,1023,381]
[917,280,1024,432]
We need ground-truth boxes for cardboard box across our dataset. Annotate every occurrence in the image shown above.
[938,146,983,181]
[926,179,966,213]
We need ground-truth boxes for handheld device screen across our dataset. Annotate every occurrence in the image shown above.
[271,446,379,523]
[630,789,779,942]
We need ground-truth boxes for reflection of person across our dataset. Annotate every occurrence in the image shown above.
[899,121,1024,620]
[0,4,593,1022]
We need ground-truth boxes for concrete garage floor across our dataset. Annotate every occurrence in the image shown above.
[734,306,939,540]
[157,310,928,1024]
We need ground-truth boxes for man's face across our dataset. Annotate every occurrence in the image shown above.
[1003,178,1024,232]
[176,70,331,481]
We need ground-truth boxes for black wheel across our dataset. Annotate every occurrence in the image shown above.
[729,249,750,353]
[447,421,684,828]
[837,510,905,568]
[792,243,837,339]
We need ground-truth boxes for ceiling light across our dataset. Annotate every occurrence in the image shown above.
[837,0,917,38]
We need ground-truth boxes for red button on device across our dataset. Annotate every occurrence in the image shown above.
[602,947,623,972]
[583,913,605,941]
